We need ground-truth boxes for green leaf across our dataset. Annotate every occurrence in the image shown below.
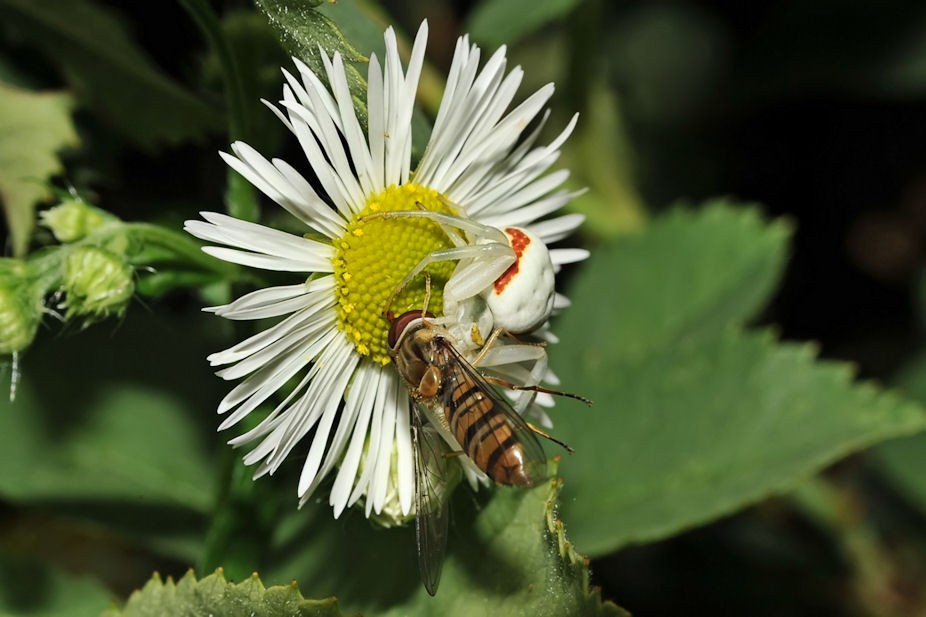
[585,201,791,361]
[466,0,581,48]
[876,432,926,512]
[315,0,389,64]
[875,350,926,513]
[255,0,369,126]
[0,0,222,149]
[100,570,344,617]
[264,471,622,616]
[0,84,77,257]
[0,310,220,511]
[0,553,112,617]
[549,201,926,556]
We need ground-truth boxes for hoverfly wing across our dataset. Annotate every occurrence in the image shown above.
[437,340,549,487]
[412,407,450,596]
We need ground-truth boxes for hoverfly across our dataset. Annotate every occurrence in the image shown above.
[388,308,584,595]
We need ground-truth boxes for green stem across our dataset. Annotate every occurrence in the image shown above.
[179,0,260,223]
[118,222,240,277]
[197,419,280,579]
[179,0,249,140]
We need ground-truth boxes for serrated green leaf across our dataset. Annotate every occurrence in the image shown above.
[0,553,112,617]
[0,310,220,511]
[550,201,926,556]
[0,84,77,257]
[466,0,581,48]
[100,570,343,617]
[255,0,369,126]
[265,472,622,616]
[0,0,222,149]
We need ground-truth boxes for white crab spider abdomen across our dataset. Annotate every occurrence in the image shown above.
[482,227,555,334]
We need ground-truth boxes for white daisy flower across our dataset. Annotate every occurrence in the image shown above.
[184,20,585,521]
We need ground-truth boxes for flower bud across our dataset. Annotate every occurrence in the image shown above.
[61,247,133,323]
[40,199,109,243]
[0,260,44,355]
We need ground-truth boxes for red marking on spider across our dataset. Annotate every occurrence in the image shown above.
[493,228,530,294]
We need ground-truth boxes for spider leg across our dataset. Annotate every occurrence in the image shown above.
[384,244,514,314]
[363,209,509,245]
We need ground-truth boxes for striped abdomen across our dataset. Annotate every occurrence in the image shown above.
[437,344,540,487]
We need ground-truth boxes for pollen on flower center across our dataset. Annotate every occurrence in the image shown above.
[332,184,457,364]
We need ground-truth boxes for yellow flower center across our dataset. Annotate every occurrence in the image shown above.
[332,184,456,364]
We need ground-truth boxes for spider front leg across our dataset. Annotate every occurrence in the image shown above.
[363,209,517,314]
[383,242,515,317]
[367,209,558,334]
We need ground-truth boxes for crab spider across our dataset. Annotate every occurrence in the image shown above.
[368,208,557,338]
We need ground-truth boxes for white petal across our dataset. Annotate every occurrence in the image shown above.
[369,372,401,513]
[186,211,333,272]
[481,189,583,230]
[253,336,355,474]
[529,214,586,244]
[201,246,324,272]
[550,248,590,266]
[209,303,333,369]
[216,326,339,428]
[326,363,381,515]
[334,366,385,513]
[217,348,313,431]
[222,142,345,238]
[281,88,356,219]
[366,53,386,191]
[207,277,334,320]
[328,53,377,196]
[297,345,361,496]
[349,367,393,508]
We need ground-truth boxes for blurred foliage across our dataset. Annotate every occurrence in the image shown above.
[0,0,223,149]
[1,1,926,616]
[0,553,112,617]
[0,85,77,257]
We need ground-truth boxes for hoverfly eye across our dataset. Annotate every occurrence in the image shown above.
[388,310,430,348]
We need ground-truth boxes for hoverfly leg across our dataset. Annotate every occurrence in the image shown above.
[525,421,574,453]
[383,245,497,316]
[421,272,432,317]
[480,374,593,406]
[469,327,504,367]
